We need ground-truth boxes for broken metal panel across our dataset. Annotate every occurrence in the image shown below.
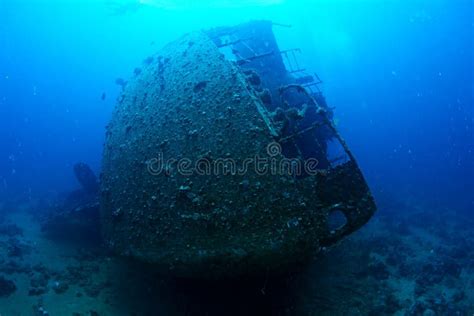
[208,20,290,110]
[207,21,340,170]
[100,21,376,278]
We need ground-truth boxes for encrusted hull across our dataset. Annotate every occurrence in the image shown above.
[101,21,376,278]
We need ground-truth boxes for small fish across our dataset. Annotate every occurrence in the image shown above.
[143,56,154,65]
[134,67,142,76]
[115,78,127,88]
[101,92,106,101]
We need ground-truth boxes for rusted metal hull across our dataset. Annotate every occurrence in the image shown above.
[100,21,376,278]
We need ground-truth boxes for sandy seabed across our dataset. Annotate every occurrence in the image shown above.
[0,195,473,316]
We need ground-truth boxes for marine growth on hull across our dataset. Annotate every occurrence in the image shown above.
[100,20,376,278]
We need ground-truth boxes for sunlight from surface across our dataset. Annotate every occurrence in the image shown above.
[106,0,286,12]
[140,0,285,8]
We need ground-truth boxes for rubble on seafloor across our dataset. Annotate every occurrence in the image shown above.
[0,275,17,297]
[38,162,101,244]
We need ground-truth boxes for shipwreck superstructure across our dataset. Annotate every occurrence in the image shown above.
[100,21,376,278]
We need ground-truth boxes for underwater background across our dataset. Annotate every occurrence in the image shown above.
[0,0,472,315]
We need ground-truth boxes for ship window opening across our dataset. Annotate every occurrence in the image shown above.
[275,86,332,172]
[326,138,350,168]
[328,209,347,233]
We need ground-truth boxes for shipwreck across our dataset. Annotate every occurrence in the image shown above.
[100,21,376,278]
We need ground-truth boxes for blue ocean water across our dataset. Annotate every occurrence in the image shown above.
[0,0,472,314]
[1,0,471,210]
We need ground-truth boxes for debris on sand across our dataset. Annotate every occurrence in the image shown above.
[0,275,17,297]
